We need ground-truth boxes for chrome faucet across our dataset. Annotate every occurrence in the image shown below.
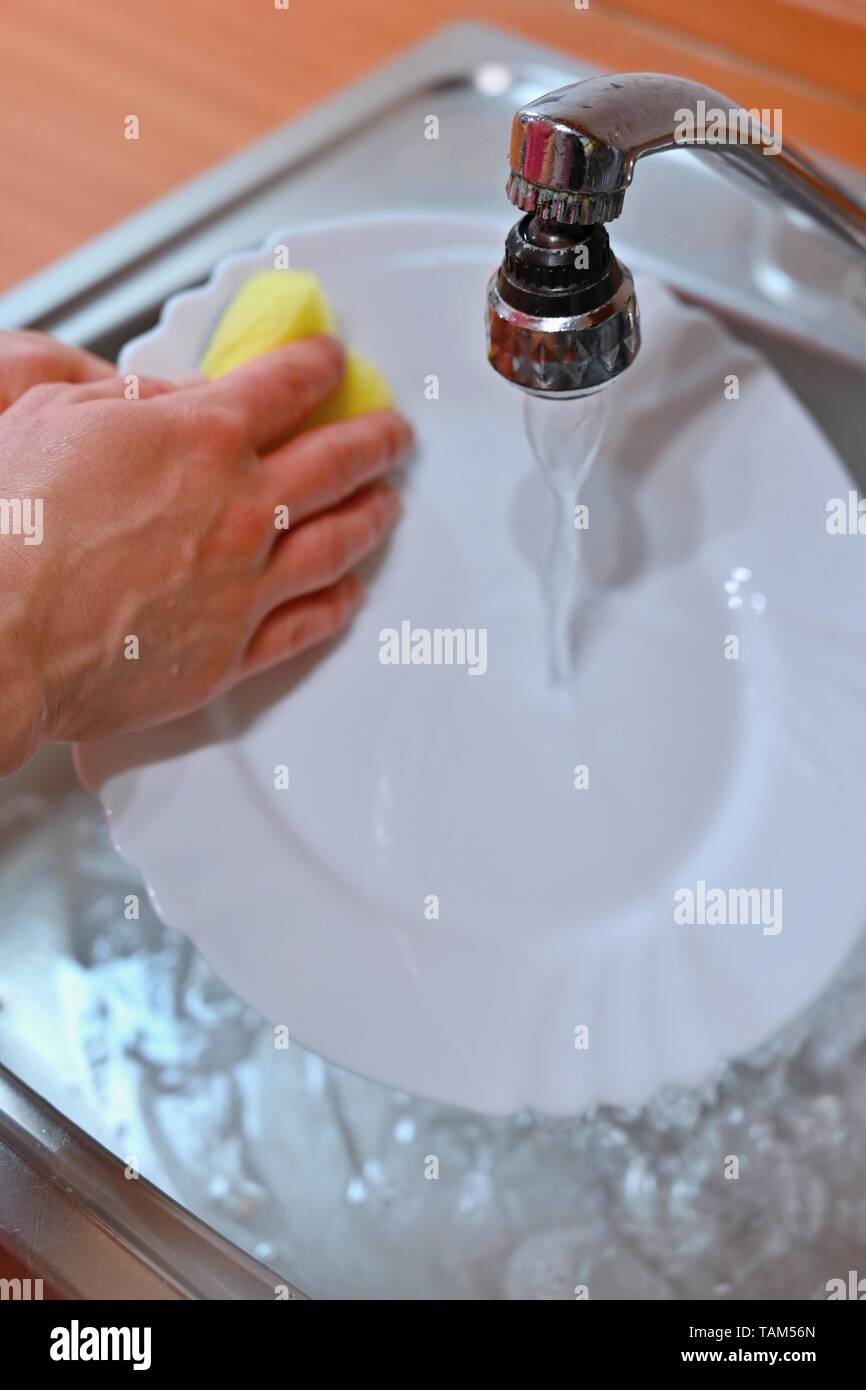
[487,73,866,396]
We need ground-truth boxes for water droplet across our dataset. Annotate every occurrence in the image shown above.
[394,1116,415,1144]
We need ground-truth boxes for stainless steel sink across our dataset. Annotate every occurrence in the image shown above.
[1,21,865,1300]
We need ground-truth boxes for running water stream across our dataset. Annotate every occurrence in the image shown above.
[523,388,611,686]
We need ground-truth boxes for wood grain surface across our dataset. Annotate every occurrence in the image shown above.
[1,0,864,291]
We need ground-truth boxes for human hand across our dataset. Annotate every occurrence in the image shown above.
[0,332,410,774]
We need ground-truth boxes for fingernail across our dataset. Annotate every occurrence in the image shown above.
[322,335,347,369]
[395,414,415,450]
[380,485,402,521]
[344,572,365,606]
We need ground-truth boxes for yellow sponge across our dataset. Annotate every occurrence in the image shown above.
[199,269,393,426]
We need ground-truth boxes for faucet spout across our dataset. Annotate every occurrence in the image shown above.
[507,73,866,256]
[487,71,866,397]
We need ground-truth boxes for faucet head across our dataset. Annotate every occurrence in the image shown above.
[486,213,640,396]
[488,67,866,395]
[505,83,633,227]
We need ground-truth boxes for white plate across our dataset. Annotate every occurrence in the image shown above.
[78,213,866,1115]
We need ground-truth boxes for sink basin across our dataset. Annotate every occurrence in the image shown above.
[2,21,866,1299]
[72,210,866,1119]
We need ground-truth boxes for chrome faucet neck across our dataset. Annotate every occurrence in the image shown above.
[507,73,866,257]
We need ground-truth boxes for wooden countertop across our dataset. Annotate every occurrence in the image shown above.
[2,0,865,291]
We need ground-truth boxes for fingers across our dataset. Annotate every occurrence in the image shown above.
[49,342,116,384]
[203,337,346,452]
[0,331,115,410]
[264,409,413,527]
[263,480,400,604]
[243,572,363,676]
